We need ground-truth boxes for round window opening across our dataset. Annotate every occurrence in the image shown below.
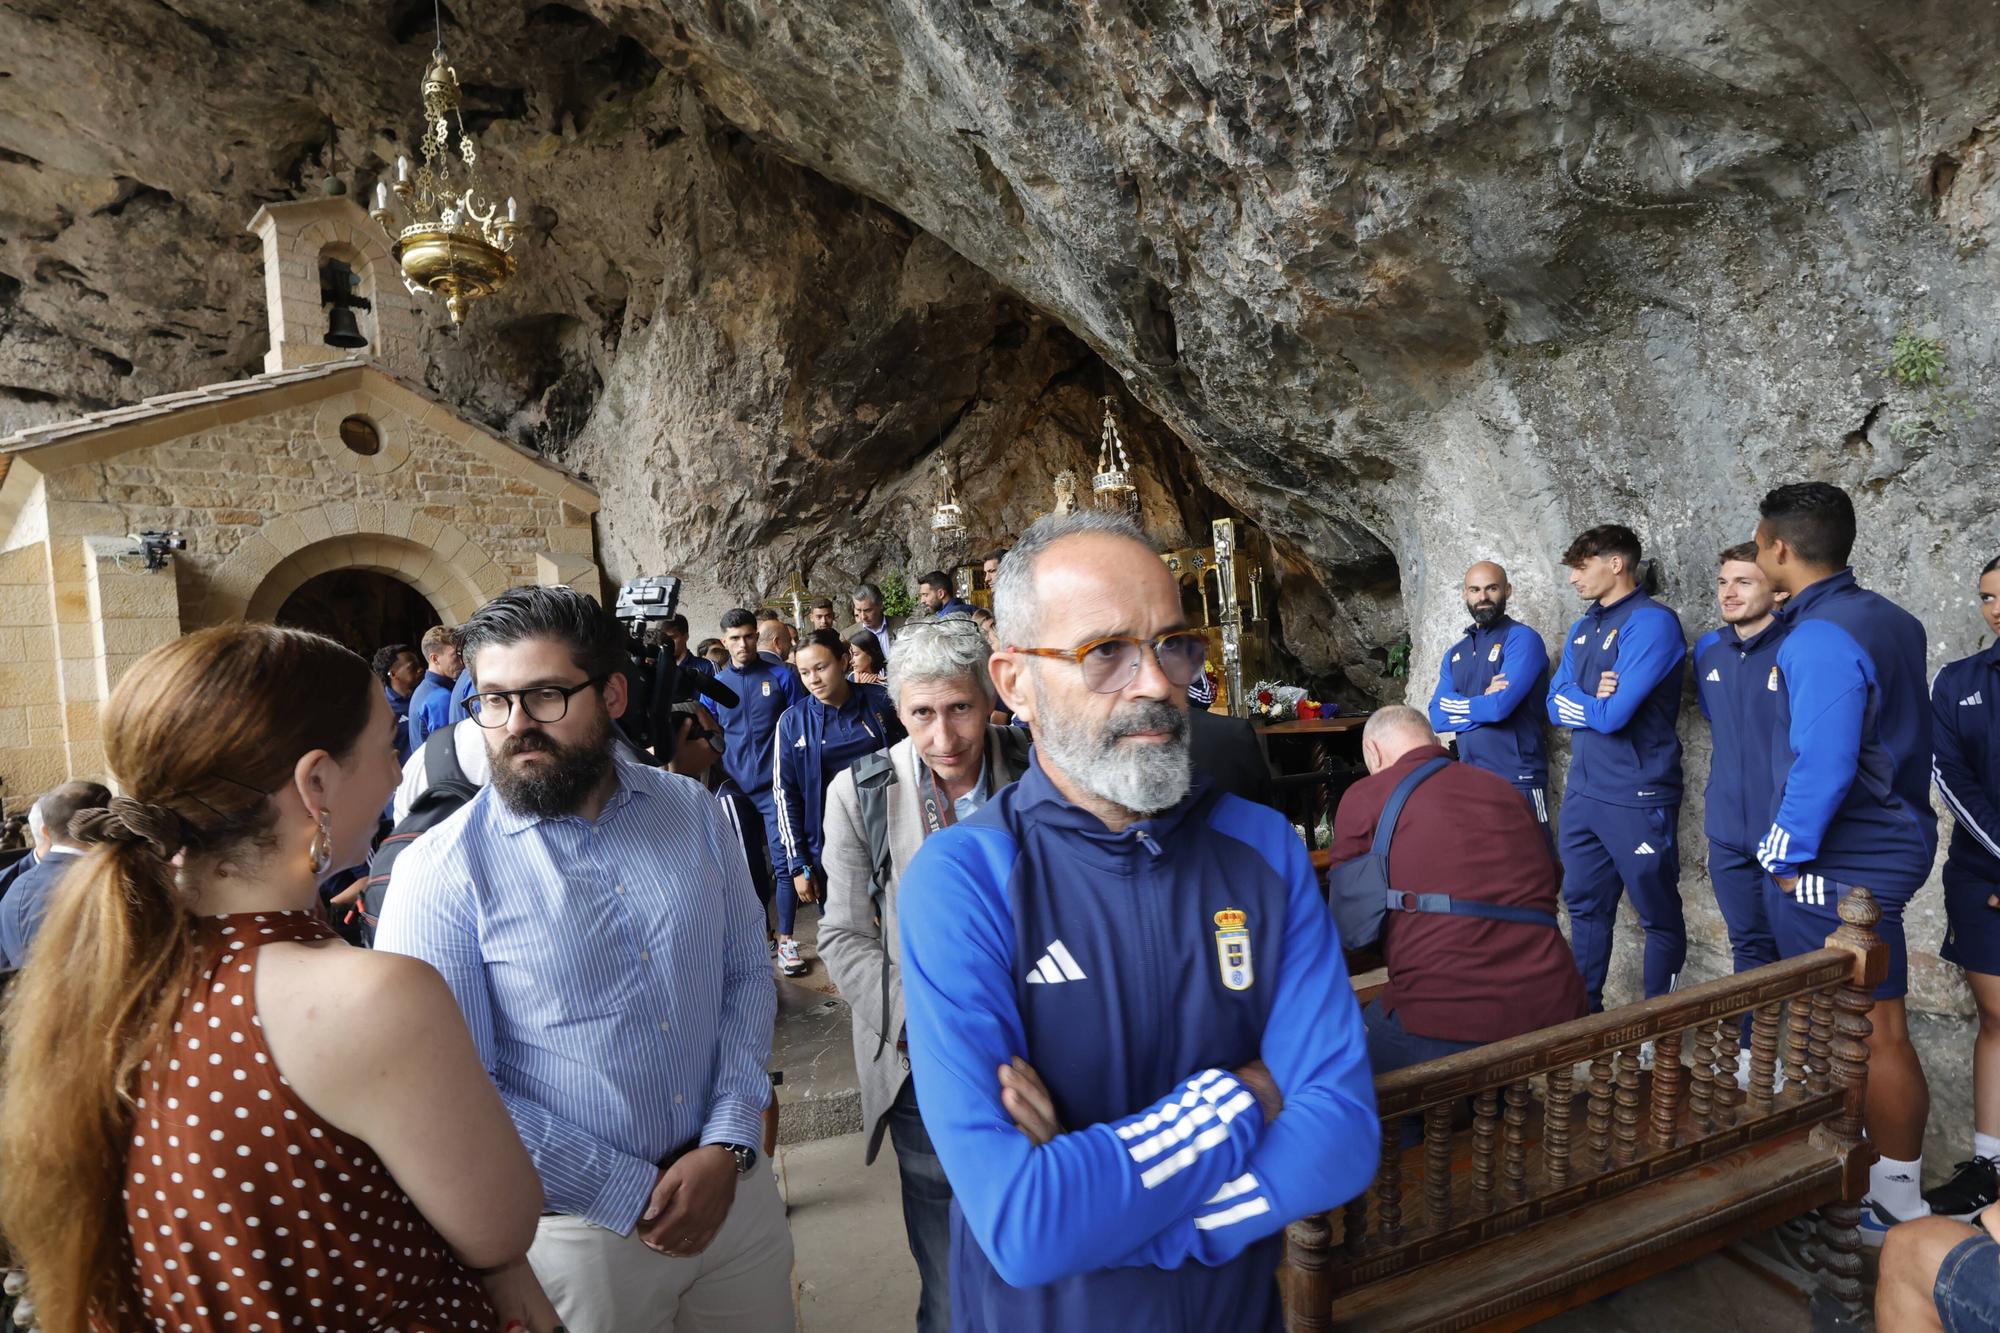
[339,415,382,457]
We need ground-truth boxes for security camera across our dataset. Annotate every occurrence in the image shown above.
[129,530,187,572]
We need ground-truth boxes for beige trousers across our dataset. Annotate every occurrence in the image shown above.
[527,1167,795,1333]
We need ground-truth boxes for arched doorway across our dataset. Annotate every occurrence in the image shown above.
[275,569,441,660]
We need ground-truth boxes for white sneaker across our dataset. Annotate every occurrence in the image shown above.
[1858,1196,1930,1248]
[777,938,808,977]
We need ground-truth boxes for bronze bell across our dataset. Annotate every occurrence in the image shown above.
[323,303,367,349]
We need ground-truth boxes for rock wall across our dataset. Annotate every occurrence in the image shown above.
[5,0,2000,1159]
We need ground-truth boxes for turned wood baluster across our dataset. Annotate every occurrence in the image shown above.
[1378,1123,1405,1247]
[1502,1081,1529,1203]
[1817,888,1883,1324]
[1286,1216,1336,1333]
[1749,1002,1781,1114]
[1471,1089,1499,1214]
[1612,1046,1642,1166]
[1546,1065,1575,1189]
[1689,1021,1716,1133]
[1783,995,1811,1095]
[1711,1017,1746,1128]
[1808,990,1835,1095]
[1342,1191,1367,1258]
[1649,1028,1684,1148]
[1424,1102,1453,1229]
[1586,1055,1614,1172]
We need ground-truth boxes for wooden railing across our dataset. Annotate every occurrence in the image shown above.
[1287,887,1885,1331]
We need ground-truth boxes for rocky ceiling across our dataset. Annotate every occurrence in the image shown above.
[2,0,1997,693]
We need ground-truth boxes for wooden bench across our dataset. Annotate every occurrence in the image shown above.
[1288,887,1887,1331]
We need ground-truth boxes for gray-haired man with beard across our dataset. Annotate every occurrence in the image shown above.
[378,585,791,1333]
[896,511,1376,1332]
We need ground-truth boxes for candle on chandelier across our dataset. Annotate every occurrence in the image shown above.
[375,182,388,211]
[506,196,517,222]
[397,155,410,182]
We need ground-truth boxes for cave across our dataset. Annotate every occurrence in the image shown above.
[274,569,441,662]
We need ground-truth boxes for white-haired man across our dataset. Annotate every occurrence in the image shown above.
[819,616,1034,1333]
[897,510,1377,1332]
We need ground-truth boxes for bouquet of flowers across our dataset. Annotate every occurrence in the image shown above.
[1247,680,1309,723]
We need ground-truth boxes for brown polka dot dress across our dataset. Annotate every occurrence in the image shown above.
[117,910,497,1331]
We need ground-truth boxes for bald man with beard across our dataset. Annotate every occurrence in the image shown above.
[1427,561,1556,844]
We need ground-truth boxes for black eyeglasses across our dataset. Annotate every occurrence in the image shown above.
[465,676,608,728]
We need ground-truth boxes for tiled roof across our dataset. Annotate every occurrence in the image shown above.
[0,358,367,453]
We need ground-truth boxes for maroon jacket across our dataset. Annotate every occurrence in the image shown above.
[1331,745,1587,1043]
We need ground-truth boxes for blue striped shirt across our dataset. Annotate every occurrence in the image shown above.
[375,756,776,1234]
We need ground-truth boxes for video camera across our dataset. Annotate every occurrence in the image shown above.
[609,575,736,765]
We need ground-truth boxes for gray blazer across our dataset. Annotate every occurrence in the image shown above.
[819,725,1031,1163]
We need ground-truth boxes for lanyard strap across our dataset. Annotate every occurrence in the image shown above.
[920,769,958,837]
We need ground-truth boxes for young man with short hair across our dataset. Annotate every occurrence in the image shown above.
[916,570,972,619]
[378,586,789,1330]
[1692,542,1788,1071]
[374,643,425,762]
[1754,481,1937,1241]
[1545,524,1688,1010]
[0,780,111,966]
[807,599,838,632]
[712,607,807,935]
[407,623,465,751]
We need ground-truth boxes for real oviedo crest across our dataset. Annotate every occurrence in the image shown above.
[1213,909,1253,992]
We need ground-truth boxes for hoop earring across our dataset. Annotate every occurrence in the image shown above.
[307,810,334,879]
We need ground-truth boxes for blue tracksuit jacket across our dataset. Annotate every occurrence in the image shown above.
[711,657,806,796]
[1933,642,2000,882]
[1693,621,1789,851]
[1547,591,1687,804]
[385,685,415,764]
[1427,615,1551,785]
[1756,569,1936,892]
[406,670,458,751]
[772,683,903,878]
[898,758,1378,1332]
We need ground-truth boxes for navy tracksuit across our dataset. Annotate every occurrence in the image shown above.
[1693,620,1787,1039]
[1756,569,1936,998]
[771,682,902,932]
[1935,642,2000,975]
[1427,615,1553,839]
[898,760,1377,1332]
[1546,590,1687,1009]
[711,656,808,910]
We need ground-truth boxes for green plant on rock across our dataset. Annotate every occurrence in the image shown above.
[1384,631,1412,681]
[1884,328,1973,444]
[879,572,916,620]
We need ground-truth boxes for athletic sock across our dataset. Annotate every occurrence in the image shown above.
[1975,1132,2000,1163]
[1868,1154,1930,1220]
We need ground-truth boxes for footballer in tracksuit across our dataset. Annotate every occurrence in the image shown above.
[1753,566,1934,992]
[712,619,807,914]
[1923,556,2000,1219]
[899,758,1378,1332]
[1546,531,1688,1011]
[1427,564,1553,840]
[772,673,902,938]
[1692,548,1789,993]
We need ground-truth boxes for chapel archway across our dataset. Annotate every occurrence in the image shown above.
[274,568,441,659]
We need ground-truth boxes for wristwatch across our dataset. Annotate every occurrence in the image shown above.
[718,1142,757,1174]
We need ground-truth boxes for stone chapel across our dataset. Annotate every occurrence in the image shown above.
[0,196,602,800]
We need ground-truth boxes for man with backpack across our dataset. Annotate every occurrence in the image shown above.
[1328,706,1585,1074]
[818,617,1032,1333]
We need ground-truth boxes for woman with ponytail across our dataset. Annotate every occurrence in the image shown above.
[0,624,558,1331]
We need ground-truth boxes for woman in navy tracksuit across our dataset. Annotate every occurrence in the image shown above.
[1925,555,2000,1220]
[772,629,903,976]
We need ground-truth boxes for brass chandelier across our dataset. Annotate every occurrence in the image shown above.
[368,15,521,325]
